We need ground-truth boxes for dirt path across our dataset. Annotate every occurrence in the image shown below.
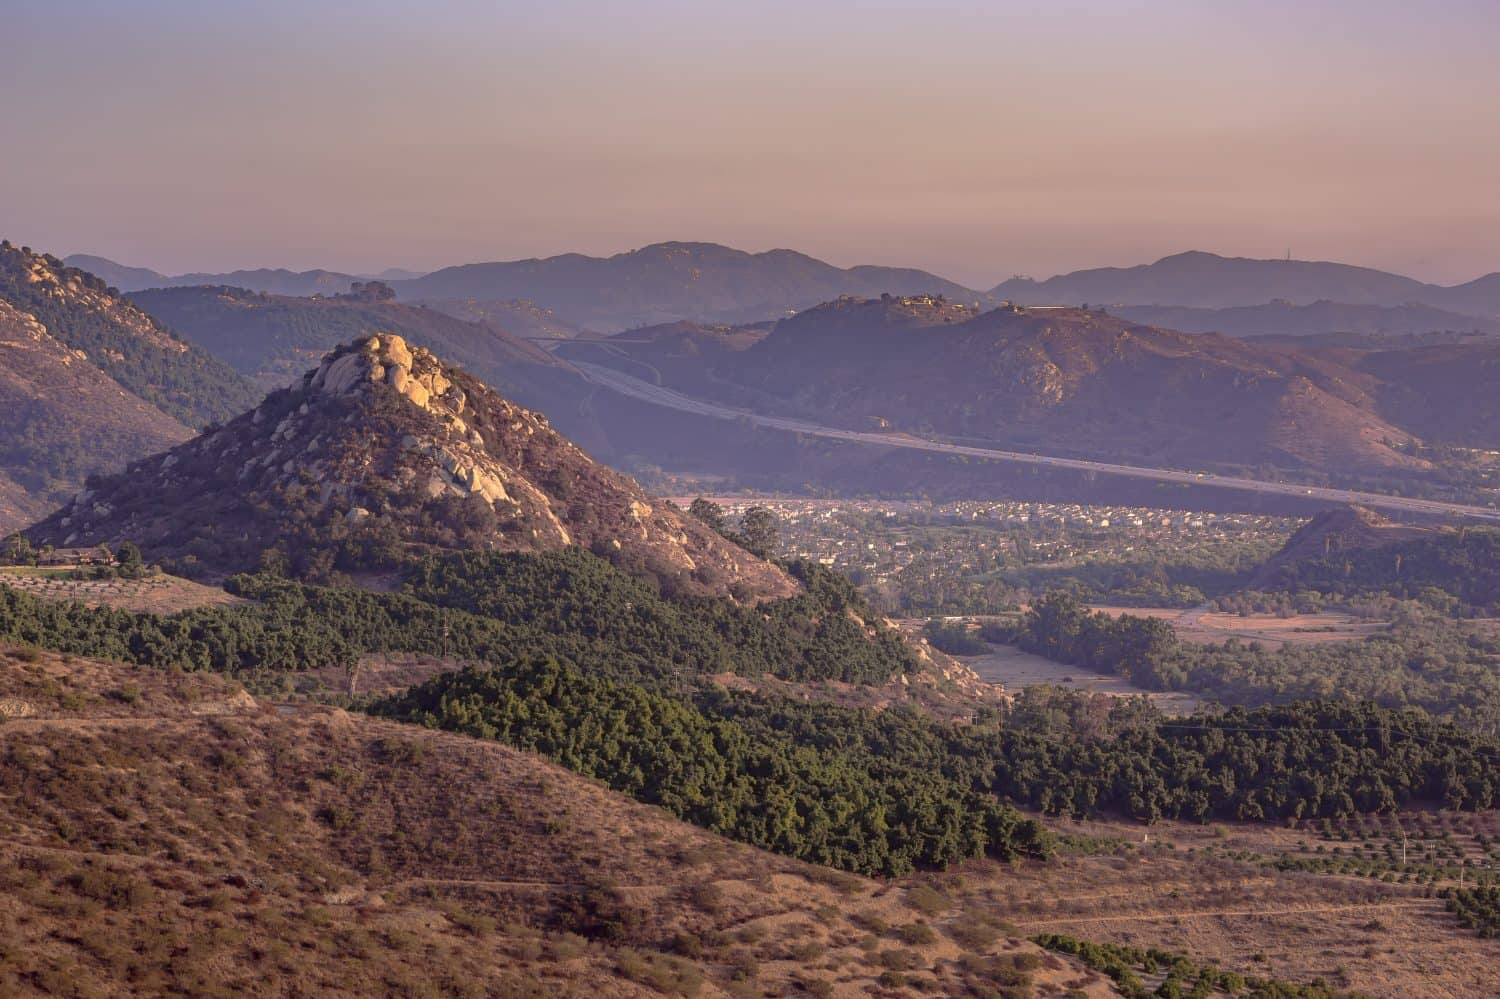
[1013,898,1437,929]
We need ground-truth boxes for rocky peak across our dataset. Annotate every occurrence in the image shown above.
[26,335,795,601]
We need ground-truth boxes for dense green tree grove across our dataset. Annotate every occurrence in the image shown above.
[404,550,918,684]
[373,661,1050,876]
[0,550,915,687]
[1445,886,1500,938]
[1032,934,1357,998]
[1013,592,1179,684]
[985,693,1498,821]
[1259,527,1500,614]
[1013,592,1500,732]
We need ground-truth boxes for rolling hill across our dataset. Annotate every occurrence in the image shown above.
[0,646,1109,997]
[392,241,988,330]
[25,334,794,598]
[127,284,590,404]
[595,297,1431,478]
[1117,300,1500,339]
[993,250,1500,314]
[63,253,361,296]
[1,242,259,427]
[0,301,190,531]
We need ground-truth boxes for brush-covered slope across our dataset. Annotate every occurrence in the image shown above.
[394,241,986,330]
[708,298,1426,475]
[416,296,584,339]
[0,242,259,427]
[0,301,191,532]
[27,334,793,598]
[1353,341,1500,449]
[0,647,1106,998]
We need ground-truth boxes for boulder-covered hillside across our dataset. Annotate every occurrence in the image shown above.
[27,334,795,599]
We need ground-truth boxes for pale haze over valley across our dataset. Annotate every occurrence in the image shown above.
[4,0,1499,285]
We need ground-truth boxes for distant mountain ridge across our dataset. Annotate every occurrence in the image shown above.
[71,242,988,331]
[392,241,989,330]
[573,296,1488,482]
[993,250,1500,314]
[127,284,588,408]
[1117,300,1500,339]
[65,254,362,297]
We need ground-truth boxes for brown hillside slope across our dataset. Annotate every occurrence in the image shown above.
[26,335,793,599]
[0,648,1111,998]
[0,301,190,533]
[0,241,258,427]
[717,300,1426,475]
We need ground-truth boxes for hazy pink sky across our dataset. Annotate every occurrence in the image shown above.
[4,0,1498,286]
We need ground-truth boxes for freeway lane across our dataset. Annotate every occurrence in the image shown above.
[571,361,1500,523]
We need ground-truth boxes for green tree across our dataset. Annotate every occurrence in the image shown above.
[740,506,779,558]
[117,541,145,579]
[688,498,727,536]
[2,533,34,566]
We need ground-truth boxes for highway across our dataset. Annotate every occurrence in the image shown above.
[570,361,1500,523]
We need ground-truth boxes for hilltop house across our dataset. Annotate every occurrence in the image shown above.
[38,546,114,568]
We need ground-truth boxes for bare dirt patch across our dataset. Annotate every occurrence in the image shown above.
[961,642,1204,715]
[1091,604,1386,648]
[0,569,244,614]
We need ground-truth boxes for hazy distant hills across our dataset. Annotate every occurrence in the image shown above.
[72,242,987,331]
[994,251,1500,314]
[128,284,585,406]
[70,243,1500,333]
[64,254,362,297]
[572,296,1500,483]
[1346,341,1500,449]
[719,298,1433,474]
[392,241,989,330]
[1117,300,1500,339]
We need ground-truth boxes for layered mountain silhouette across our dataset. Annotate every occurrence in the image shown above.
[74,242,988,331]
[65,254,361,297]
[992,251,1500,314]
[394,241,987,330]
[570,296,1472,478]
[1117,300,1500,339]
[128,285,590,408]
[26,334,794,598]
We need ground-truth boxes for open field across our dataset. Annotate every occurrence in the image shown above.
[1090,604,1387,648]
[959,641,1205,715]
[918,816,1500,999]
[0,570,243,614]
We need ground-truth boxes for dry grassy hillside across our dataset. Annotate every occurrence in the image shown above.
[0,647,1112,998]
